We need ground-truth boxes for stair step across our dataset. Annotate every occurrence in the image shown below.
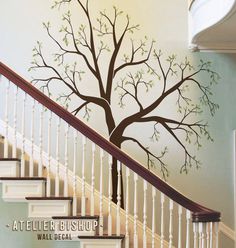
[79,234,125,239]
[0,159,20,177]
[52,215,99,220]
[26,197,73,218]
[26,197,73,200]
[0,158,20,161]
[52,215,99,237]
[1,177,46,202]
[79,235,125,248]
[0,177,46,180]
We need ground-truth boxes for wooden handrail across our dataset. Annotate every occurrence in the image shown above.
[0,62,220,223]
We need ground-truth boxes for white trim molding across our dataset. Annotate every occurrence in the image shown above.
[189,0,236,52]
[234,130,236,246]
[219,222,235,242]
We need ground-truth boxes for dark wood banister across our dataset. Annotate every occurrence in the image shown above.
[0,62,220,223]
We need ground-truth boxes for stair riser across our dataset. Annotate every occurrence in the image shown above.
[1,180,45,202]
[80,239,122,248]
[0,161,20,177]
[28,200,72,218]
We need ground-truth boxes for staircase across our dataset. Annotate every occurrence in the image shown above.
[0,62,221,247]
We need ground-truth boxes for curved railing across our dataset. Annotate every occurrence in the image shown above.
[189,0,236,51]
[0,61,220,222]
[189,0,195,10]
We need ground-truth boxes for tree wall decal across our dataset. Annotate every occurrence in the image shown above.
[29,0,220,207]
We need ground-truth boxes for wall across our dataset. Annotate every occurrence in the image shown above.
[0,0,236,247]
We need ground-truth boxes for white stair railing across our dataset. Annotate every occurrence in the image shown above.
[0,62,221,247]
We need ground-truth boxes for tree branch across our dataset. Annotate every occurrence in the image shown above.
[122,136,168,179]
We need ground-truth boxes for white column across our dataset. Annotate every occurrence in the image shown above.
[194,223,198,248]
[99,148,104,236]
[72,130,78,216]
[125,167,130,248]
[116,161,121,236]
[55,117,61,197]
[186,210,191,248]
[209,222,213,248]
[46,110,52,197]
[214,222,219,248]
[178,205,183,248]
[29,99,35,177]
[199,223,203,248]
[81,135,86,216]
[206,223,210,248]
[108,155,113,236]
[64,123,69,197]
[133,173,138,248]
[90,143,96,216]
[151,187,156,248]
[4,80,10,158]
[21,93,26,177]
[38,104,44,177]
[12,86,18,158]
[161,193,165,248]
[169,199,174,248]
[143,180,147,248]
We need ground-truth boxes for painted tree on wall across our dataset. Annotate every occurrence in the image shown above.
[29,0,219,206]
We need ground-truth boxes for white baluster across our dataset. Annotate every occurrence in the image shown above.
[38,105,44,177]
[194,223,198,248]
[206,223,210,248]
[21,93,26,177]
[12,86,18,158]
[108,155,113,236]
[199,223,203,248]
[81,135,86,216]
[46,110,52,197]
[202,223,206,248]
[151,187,156,248]
[209,222,213,248]
[133,173,138,248]
[161,193,165,248]
[178,205,183,248]
[29,99,35,177]
[169,199,174,248]
[4,80,10,158]
[214,222,219,248]
[64,123,69,197]
[186,210,191,248]
[116,161,121,236]
[125,167,130,248]
[72,130,78,216]
[143,180,147,248]
[55,117,61,197]
[99,148,104,236]
[90,143,96,216]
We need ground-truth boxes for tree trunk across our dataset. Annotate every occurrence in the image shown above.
[109,134,125,209]
[103,105,125,208]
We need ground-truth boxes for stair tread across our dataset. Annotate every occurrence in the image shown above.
[0,158,20,162]
[0,177,46,180]
[78,234,125,239]
[52,215,99,220]
[26,196,73,201]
